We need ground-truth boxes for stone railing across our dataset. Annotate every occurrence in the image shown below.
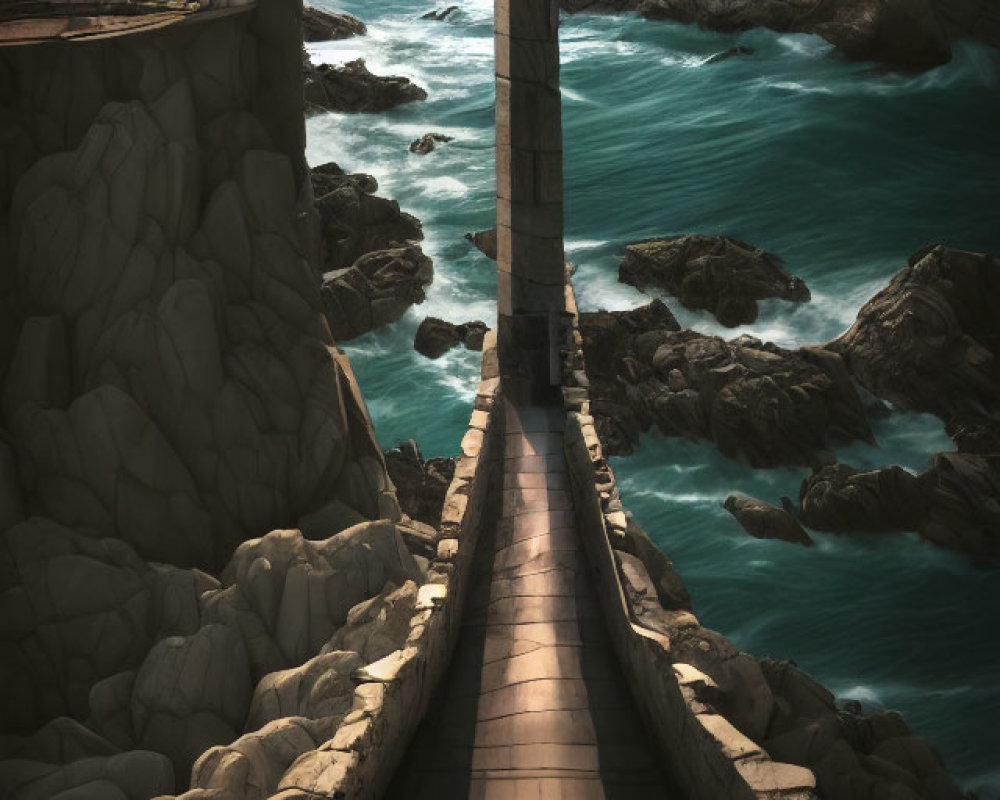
[559,271,818,800]
[312,331,503,798]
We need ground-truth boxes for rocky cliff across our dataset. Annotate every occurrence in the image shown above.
[0,2,432,797]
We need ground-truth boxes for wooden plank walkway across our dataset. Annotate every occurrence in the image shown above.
[386,400,672,799]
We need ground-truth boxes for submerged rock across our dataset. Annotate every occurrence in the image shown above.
[304,57,427,114]
[422,5,460,21]
[414,317,490,359]
[560,0,951,71]
[579,302,873,466]
[724,494,814,546]
[409,132,454,154]
[619,234,810,327]
[706,45,756,64]
[301,6,366,41]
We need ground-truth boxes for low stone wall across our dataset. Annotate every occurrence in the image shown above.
[298,331,503,799]
[559,274,818,800]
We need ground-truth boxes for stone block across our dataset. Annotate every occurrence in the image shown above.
[508,80,563,151]
[496,142,537,204]
[495,34,560,88]
[495,0,559,41]
[498,200,564,242]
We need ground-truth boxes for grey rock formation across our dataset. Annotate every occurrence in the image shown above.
[579,302,873,465]
[560,0,951,71]
[619,234,810,327]
[301,5,366,42]
[304,58,428,115]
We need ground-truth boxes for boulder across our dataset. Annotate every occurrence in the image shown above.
[724,494,814,546]
[310,161,423,272]
[414,317,490,359]
[831,245,1000,429]
[383,440,455,529]
[799,463,927,533]
[919,452,1000,557]
[321,246,434,341]
[301,6,366,42]
[421,6,460,21]
[304,58,428,115]
[619,234,810,327]
[560,0,951,71]
[466,227,497,260]
[409,133,454,155]
[579,303,873,466]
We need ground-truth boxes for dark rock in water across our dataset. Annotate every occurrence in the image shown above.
[799,463,927,533]
[415,318,490,359]
[304,57,427,114]
[559,0,951,71]
[322,246,433,341]
[921,451,1000,557]
[933,0,1000,51]
[384,440,455,529]
[466,227,498,260]
[302,6,366,41]
[619,234,810,327]
[724,495,814,546]
[409,133,454,155]
[706,45,755,64]
[579,301,874,466]
[311,162,423,272]
[830,245,1000,430]
[422,5,460,21]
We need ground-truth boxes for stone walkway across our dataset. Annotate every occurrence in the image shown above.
[386,400,671,799]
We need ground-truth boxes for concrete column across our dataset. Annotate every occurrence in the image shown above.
[495,0,564,404]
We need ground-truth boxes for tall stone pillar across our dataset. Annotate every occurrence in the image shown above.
[495,0,564,405]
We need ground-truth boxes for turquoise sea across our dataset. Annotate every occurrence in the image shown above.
[305,2,1000,794]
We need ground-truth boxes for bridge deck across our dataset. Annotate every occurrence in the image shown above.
[387,399,671,799]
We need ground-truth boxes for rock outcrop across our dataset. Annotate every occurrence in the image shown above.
[383,440,455,531]
[466,227,498,260]
[560,0,952,71]
[724,494,813,546]
[579,301,873,465]
[830,245,1000,431]
[619,234,810,327]
[301,5,366,42]
[414,317,489,359]
[409,132,454,155]
[304,57,428,115]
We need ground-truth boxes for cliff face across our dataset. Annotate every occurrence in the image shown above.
[0,2,416,795]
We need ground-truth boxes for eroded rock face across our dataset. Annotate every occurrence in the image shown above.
[723,494,813,546]
[301,5,366,42]
[304,58,428,115]
[383,440,455,530]
[560,0,951,71]
[466,227,498,260]
[579,302,873,465]
[831,245,1000,429]
[414,317,489,359]
[799,463,927,534]
[619,235,810,327]
[409,133,454,155]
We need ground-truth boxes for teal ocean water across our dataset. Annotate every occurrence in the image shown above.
[306,2,1000,794]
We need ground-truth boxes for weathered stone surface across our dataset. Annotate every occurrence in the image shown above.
[301,5,366,42]
[383,441,455,529]
[620,235,810,327]
[414,317,490,359]
[831,246,1000,429]
[304,57,427,115]
[0,750,174,800]
[466,227,498,260]
[560,0,951,71]
[580,303,873,465]
[724,494,814,546]
[409,133,454,155]
[799,463,926,533]
[310,162,424,272]
[326,581,419,664]
[618,519,691,610]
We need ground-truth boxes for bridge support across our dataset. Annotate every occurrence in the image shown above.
[495,0,565,405]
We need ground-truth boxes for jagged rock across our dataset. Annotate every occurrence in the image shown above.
[304,58,427,115]
[920,452,1000,557]
[325,580,419,664]
[559,0,951,71]
[310,162,423,272]
[799,463,926,533]
[421,5,459,21]
[619,520,691,610]
[466,227,498,260]
[321,246,434,341]
[831,245,1000,429]
[933,0,1000,50]
[724,495,814,546]
[619,235,810,327]
[383,441,455,529]
[409,133,454,155]
[579,302,873,465]
[414,317,490,359]
[301,6,366,42]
